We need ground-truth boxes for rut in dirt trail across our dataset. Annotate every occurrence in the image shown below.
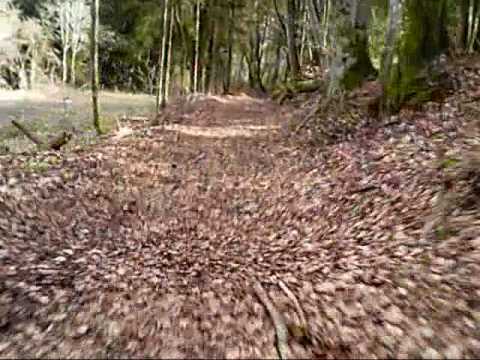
[1,94,480,358]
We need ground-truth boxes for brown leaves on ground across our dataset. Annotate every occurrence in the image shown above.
[1,66,480,358]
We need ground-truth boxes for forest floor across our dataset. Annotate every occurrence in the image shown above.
[1,61,480,358]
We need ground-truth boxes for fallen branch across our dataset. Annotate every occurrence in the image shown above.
[121,115,149,122]
[253,281,289,360]
[293,95,326,135]
[350,185,378,195]
[12,120,72,150]
[11,120,43,146]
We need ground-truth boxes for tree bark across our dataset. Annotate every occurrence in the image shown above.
[224,1,235,93]
[382,0,449,113]
[205,10,216,94]
[307,0,323,57]
[286,0,301,79]
[380,0,402,114]
[340,0,376,90]
[163,4,175,107]
[193,0,201,93]
[458,0,470,51]
[90,0,101,134]
[71,49,77,86]
[156,0,170,112]
[62,46,69,84]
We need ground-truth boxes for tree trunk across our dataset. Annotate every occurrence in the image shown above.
[193,0,201,93]
[458,0,470,51]
[299,7,307,67]
[380,0,403,114]
[286,0,300,79]
[307,0,323,58]
[205,16,216,93]
[467,0,480,53]
[71,49,77,86]
[270,44,282,87]
[339,0,376,90]
[163,4,174,107]
[382,0,449,113]
[224,1,235,93]
[90,0,101,134]
[30,46,37,89]
[157,0,170,112]
[62,46,69,84]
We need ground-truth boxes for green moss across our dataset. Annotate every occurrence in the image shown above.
[23,159,51,174]
[341,30,377,90]
[434,225,458,241]
[0,124,21,141]
[382,0,449,113]
[439,157,460,170]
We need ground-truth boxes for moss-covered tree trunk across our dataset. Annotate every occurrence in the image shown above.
[329,0,376,93]
[343,0,376,90]
[382,0,449,113]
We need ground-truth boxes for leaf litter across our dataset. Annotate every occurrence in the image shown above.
[1,63,480,358]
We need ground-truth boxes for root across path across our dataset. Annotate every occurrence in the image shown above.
[1,94,480,358]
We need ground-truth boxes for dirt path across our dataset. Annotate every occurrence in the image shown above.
[1,94,480,358]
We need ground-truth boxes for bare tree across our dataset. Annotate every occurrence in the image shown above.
[193,0,201,93]
[156,0,169,112]
[59,1,72,84]
[164,4,175,106]
[70,0,89,85]
[90,0,101,134]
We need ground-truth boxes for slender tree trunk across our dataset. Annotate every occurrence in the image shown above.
[193,0,201,93]
[30,46,37,89]
[271,44,282,86]
[286,0,300,79]
[299,8,308,67]
[322,0,330,49]
[205,16,216,93]
[174,3,188,95]
[157,0,170,112]
[467,0,480,53]
[458,0,470,51]
[90,0,101,134]
[307,0,323,58]
[181,52,186,95]
[62,46,69,84]
[224,1,235,93]
[163,5,175,106]
[71,50,77,86]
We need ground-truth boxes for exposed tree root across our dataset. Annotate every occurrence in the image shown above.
[278,280,312,345]
[253,281,289,360]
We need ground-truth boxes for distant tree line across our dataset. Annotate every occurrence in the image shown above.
[1,0,480,113]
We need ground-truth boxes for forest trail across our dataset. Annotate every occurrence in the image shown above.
[1,91,480,358]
